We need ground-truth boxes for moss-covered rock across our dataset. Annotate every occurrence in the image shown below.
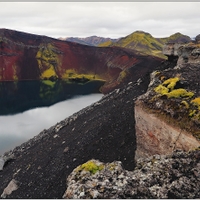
[138,42,200,141]
[63,150,200,199]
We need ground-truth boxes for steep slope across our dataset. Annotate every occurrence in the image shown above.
[0,71,153,198]
[98,31,192,59]
[62,39,200,199]
[0,28,163,94]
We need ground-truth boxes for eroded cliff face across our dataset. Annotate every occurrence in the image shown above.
[0,28,163,94]
[135,41,200,158]
[135,100,200,159]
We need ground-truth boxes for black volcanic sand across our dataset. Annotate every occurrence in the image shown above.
[0,60,173,199]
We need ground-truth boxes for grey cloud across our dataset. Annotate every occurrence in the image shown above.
[0,2,199,39]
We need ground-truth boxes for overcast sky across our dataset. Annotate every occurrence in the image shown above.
[0,2,199,39]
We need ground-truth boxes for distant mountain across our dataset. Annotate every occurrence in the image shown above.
[59,36,119,46]
[158,32,192,44]
[59,37,92,46]
[98,31,192,59]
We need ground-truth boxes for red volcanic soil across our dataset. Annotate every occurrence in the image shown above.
[0,29,164,93]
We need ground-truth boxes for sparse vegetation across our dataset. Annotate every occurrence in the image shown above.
[154,77,194,99]
[163,77,179,90]
[36,43,60,79]
[167,89,194,98]
[76,160,104,174]
[62,69,104,83]
[145,75,200,140]
[154,85,169,95]
[191,97,200,109]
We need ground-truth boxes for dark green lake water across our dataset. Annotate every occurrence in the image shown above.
[0,79,104,115]
[0,80,104,155]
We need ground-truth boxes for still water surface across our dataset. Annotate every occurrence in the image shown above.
[0,94,103,155]
[0,80,105,155]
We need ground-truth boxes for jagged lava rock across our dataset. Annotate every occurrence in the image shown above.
[162,43,182,57]
[177,42,200,67]
[63,150,200,199]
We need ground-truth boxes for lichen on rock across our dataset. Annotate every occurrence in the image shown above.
[63,150,200,199]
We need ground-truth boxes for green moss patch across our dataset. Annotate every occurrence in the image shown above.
[76,160,104,175]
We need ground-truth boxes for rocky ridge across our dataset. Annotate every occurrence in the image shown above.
[62,40,200,198]
[62,36,119,46]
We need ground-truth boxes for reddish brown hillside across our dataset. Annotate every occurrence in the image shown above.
[0,29,164,93]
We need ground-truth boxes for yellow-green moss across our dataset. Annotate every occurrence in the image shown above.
[163,77,179,90]
[191,97,200,110]
[98,31,167,59]
[41,67,57,79]
[189,110,196,117]
[181,100,189,109]
[147,75,200,140]
[154,77,194,99]
[76,160,104,174]
[98,40,113,47]
[42,80,56,88]
[117,70,127,82]
[154,85,169,95]
[36,43,60,79]
[166,89,194,98]
[62,69,104,82]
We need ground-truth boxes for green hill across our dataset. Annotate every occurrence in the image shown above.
[98,31,191,59]
[158,32,191,44]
